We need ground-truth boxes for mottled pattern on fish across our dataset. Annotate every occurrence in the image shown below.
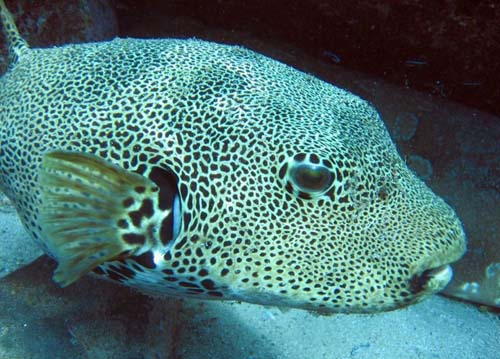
[0,1,465,313]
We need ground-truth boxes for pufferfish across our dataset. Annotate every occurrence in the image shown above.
[0,0,466,314]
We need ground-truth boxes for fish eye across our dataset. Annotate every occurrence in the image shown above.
[290,163,332,193]
[282,154,335,197]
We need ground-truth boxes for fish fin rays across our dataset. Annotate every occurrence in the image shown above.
[0,0,30,66]
[39,151,160,287]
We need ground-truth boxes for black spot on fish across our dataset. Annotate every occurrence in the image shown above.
[130,155,138,168]
[129,210,142,227]
[179,281,200,289]
[122,233,146,244]
[278,164,287,179]
[180,183,188,199]
[298,191,312,200]
[294,153,306,162]
[123,197,134,207]
[149,155,162,165]
[136,164,147,175]
[336,168,343,182]
[201,279,216,290]
[310,154,320,164]
[117,219,128,229]
[128,198,154,227]
[133,251,156,269]
[182,212,191,229]
[174,235,188,250]
[139,198,154,218]
[135,186,146,193]
[198,269,209,277]
[325,187,336,201]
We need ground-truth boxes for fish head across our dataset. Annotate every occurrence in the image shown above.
[161,48,467,313]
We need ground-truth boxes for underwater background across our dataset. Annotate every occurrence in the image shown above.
[0,0,499,358]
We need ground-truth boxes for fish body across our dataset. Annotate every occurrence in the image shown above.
[0,1,466,313]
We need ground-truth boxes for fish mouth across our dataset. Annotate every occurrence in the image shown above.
[409,264,453,295]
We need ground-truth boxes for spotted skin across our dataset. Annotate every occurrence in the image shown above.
[0,2,466,313]
[0,0,28,65]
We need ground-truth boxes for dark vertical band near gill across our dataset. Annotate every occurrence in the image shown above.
[148,166,178,211]
[160,212,174,246]
[148,166,182,246]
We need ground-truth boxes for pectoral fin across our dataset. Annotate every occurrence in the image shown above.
[39,151,165,287]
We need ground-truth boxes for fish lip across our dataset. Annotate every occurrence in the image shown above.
[425,264,453,286]
[409,264,453,295]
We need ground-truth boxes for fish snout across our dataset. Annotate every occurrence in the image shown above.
[408,217,466,298]
[409,264,453,295]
